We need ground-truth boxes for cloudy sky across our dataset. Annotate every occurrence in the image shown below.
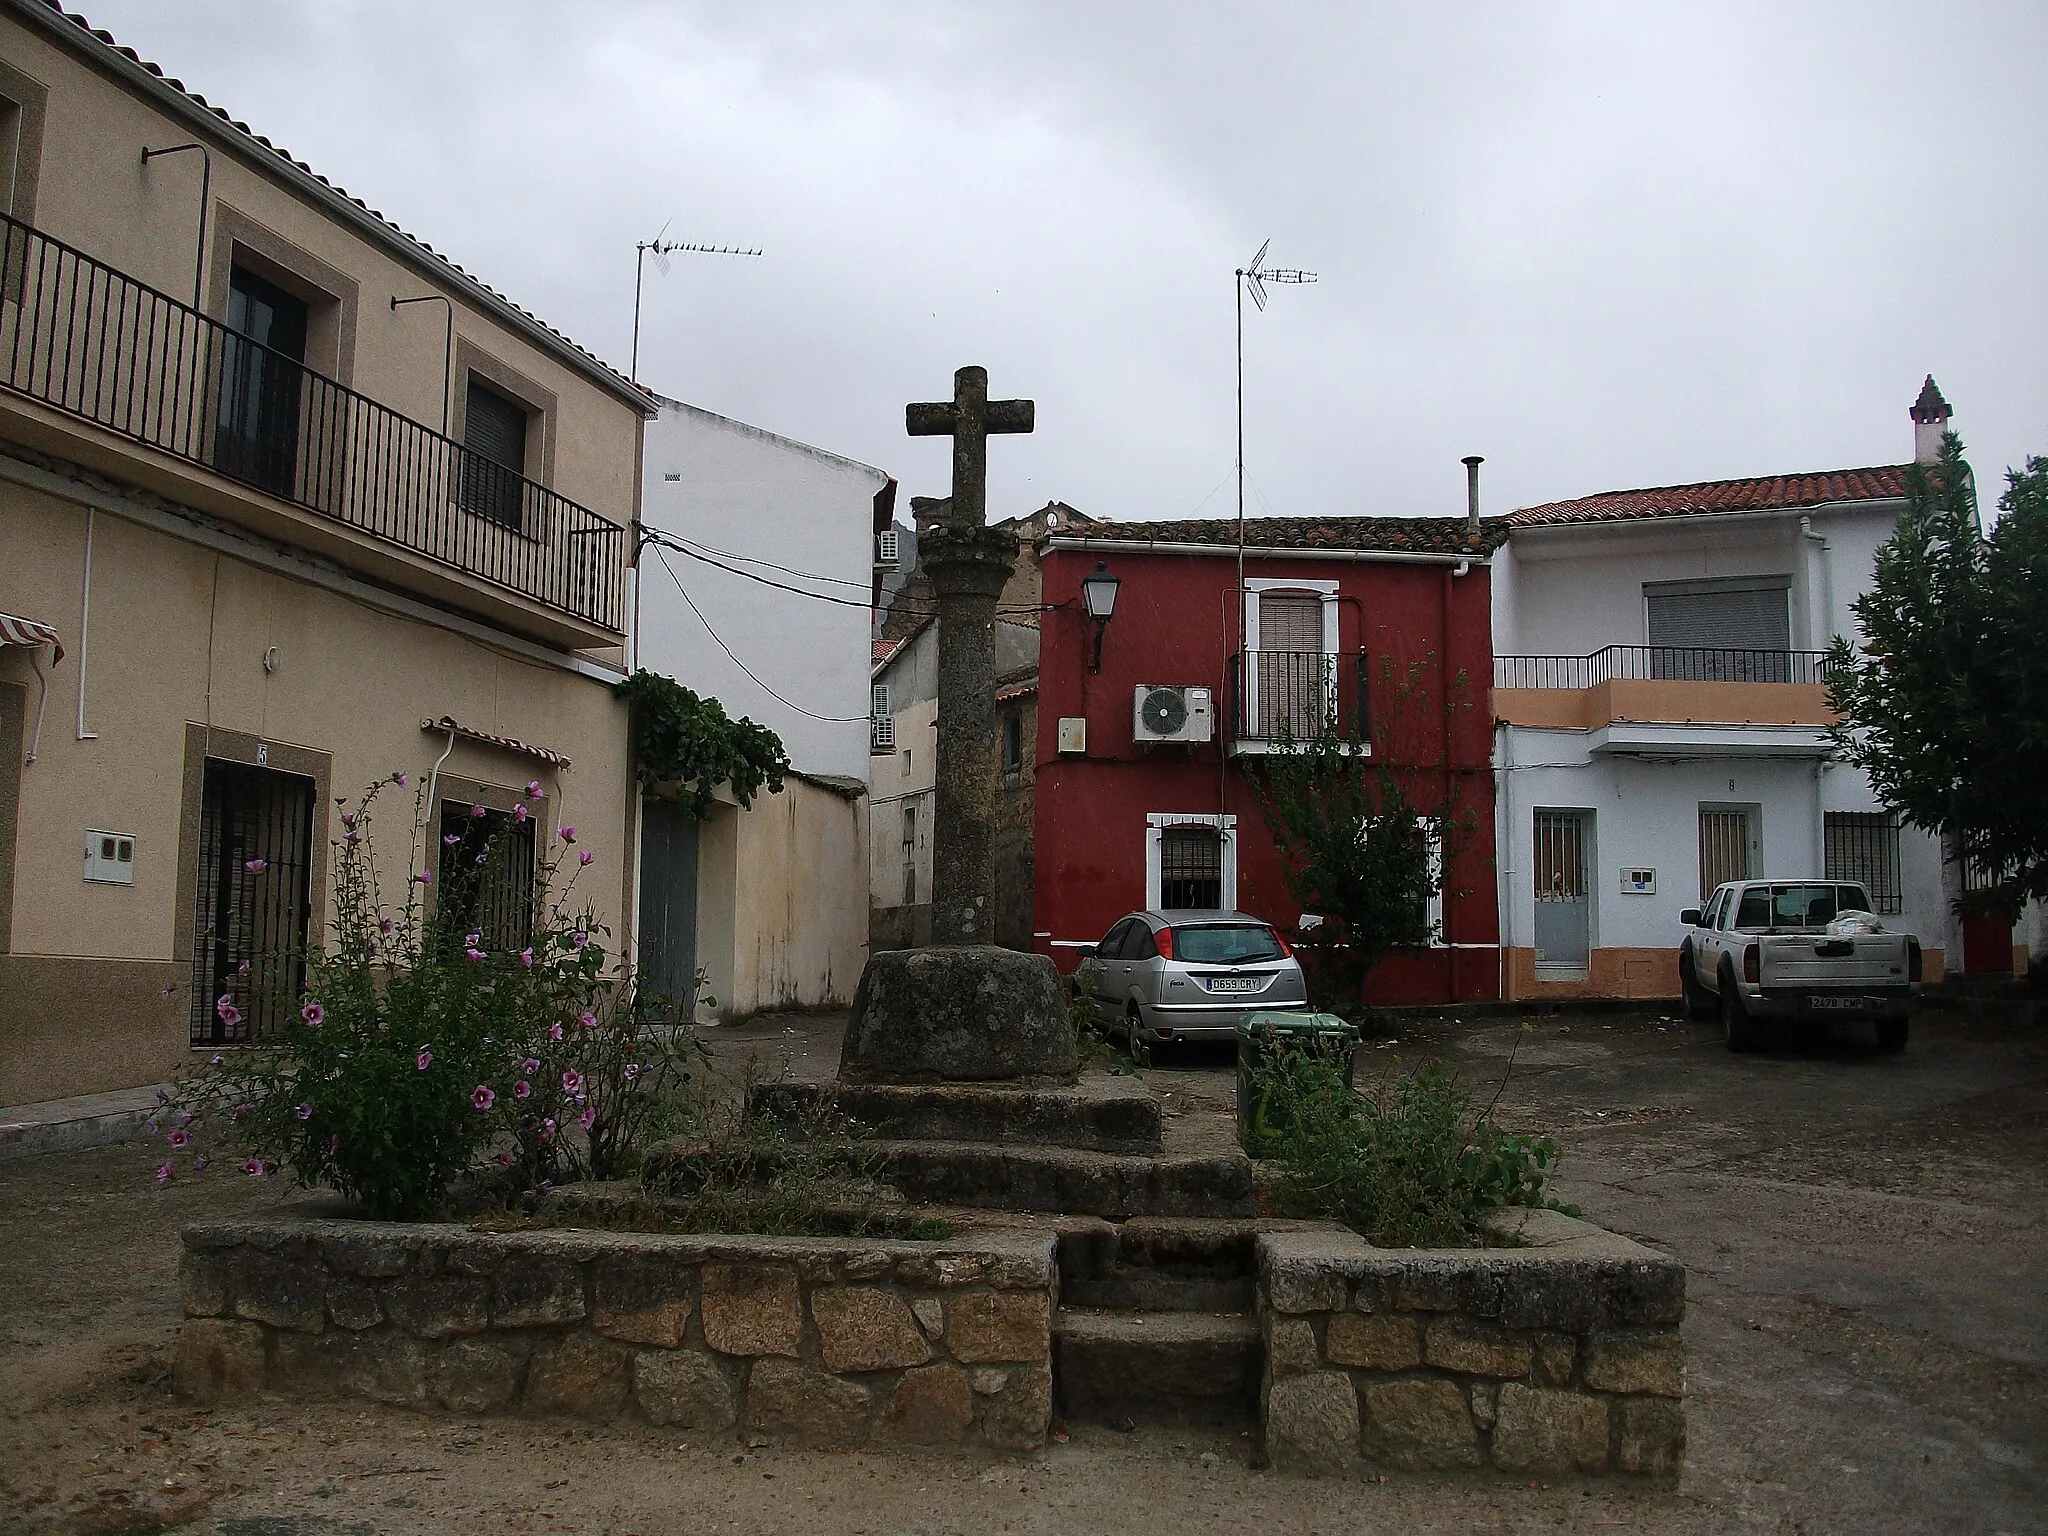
[82,2,2048,524]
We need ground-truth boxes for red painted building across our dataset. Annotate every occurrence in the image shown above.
[1030,516,1506,1006]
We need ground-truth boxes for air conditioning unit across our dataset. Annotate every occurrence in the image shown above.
[1133,684,1214,744]
[874,528,901,568]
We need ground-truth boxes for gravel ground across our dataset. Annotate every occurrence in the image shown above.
[1,1003,2042,1535]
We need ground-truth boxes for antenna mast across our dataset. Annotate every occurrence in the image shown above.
[1233,239,1317,667]
[632,224,763,383]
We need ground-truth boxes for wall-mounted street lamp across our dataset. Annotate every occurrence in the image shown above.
[140,142,211,307]
[1080,560,1120,673]
[390,294,454,435]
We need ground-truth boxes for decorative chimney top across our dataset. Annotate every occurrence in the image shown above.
[1910,375,1952,464]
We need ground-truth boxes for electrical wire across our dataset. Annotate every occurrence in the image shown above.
[669,531,875,592]
[649,546,871,722]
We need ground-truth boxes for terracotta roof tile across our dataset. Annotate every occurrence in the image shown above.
[38,2,642,404]
[1511,466,1911,526]
[1054,515,1508,556]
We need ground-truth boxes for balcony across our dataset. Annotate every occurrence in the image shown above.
[1493,645,1838,752]
[0,212,626,642]
[1228,649,1369,752]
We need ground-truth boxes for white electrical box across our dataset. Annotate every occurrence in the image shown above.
[86,830,136,885]
[1621,867,1656,894]
[1057,716,1087,754]
[1132,685,1215,744]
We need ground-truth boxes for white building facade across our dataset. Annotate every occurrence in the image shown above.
[1490,381,1985,1001]
[635,397,894,1018]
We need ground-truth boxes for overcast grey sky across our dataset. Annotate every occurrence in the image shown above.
[82,2,2048,524]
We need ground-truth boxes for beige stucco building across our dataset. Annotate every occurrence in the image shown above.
[0,4,651,1104]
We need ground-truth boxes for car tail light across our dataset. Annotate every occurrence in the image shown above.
[1743,946,1760,984]
[1909,938,1923,981]
[1274,930,1293,957]
[1154,927,1176,960]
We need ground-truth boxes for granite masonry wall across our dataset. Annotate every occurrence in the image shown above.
[172,1216,1055,1451]
[1258,1210,1686,1480]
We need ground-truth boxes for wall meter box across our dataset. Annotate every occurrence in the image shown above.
[85,830,136,885]
[1056,716,1087,754]
[1621,867,1656,895]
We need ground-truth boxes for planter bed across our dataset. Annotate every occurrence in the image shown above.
[173,1209,1054,1451]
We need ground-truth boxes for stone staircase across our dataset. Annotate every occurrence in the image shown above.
[1052,1218,1264,1431]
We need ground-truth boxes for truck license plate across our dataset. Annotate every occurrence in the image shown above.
[1208,978,1259,994]
[1808,996,1866,1011]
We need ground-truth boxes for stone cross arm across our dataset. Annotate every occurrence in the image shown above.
[905,398,1036,437]
[905,365,1034,531]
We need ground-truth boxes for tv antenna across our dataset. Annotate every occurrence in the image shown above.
[1233,239,1316,648]
[631,219,763,382]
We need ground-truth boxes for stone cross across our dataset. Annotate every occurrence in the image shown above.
[906,366,1034,946]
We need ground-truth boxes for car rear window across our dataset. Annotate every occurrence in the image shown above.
[1172,924,1283,964]
[1732,884,1872,932]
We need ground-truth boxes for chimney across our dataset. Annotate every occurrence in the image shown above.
[1462,455,1484,535]
[1910,376,1952,465]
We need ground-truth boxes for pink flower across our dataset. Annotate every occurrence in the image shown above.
[514,803,529,824]
[539,1118,556,1142]
[215,996,242,1028]
[236,961,252,977]
[344,829,361,844]
[329,1135,341,1156]
[155,1162,174,1184]
[340,810,357,828]
[295,1103,313,1121]
[416,868,433,885]
[571,931,588,950]
[156,1086,170,1103]
[473,853,487,867]
[578,1011,598,1031]
[521,1058,541,1075]
[301,1001,325,1026]
[195,1154,210,1171]
[497,1151,515,1168]
[561,1068,584,1094]
[513,1080,532,1101]
[548,1021,564,1042]
[465,946,486,964]
[443,833,461,846]
[623,1063,640,1082]
[470,803,488,819]
[378,916,394,935]
[158,980,175,1002]
[417,1048,434,1071]
[559,826,577,844]
[578,851,594,866]
[472,1084,496,1110]
[466,930,482,947]
[167,1128,189,1149]
[578,1106,597,1131]
[392,771,409,787]
[519,947,534,968]
[526,780,542,800]
[244,858,267,874]
[242,1159,264,1177]
[210,1054,224,1066]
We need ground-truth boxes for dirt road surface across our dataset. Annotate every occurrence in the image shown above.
[3,1005,2042,1535]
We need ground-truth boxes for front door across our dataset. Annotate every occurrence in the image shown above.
[1532,810,1590,978]
[1960,857,2015,975]
[189,759,315,1045]
[637,796,700,1019]
[215,266,309,498]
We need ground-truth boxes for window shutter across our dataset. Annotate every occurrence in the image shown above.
[464,380,528,473]
[1258,594,1324,653]
[1644,580,1791,651]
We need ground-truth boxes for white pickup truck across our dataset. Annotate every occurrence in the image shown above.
[1677,880,1922,1053]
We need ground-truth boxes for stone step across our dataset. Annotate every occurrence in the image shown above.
[1053,1306,1262,1429]
[870,1139,1253,1220]
[751,1076,1162,1155]
[1056,1217,1260,1312]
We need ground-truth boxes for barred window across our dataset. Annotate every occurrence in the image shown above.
[1159,827,1223,910]
[1824,812,1903,914]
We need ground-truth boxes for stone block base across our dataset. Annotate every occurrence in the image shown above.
[752,1074,1163,1154]
[838,946,1076,1084]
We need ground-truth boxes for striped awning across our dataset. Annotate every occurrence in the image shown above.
[0,612,62,663]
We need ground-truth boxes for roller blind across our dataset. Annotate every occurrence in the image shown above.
[1644,579,1790,650]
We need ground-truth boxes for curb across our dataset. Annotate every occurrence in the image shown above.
[0,1105,158,1160]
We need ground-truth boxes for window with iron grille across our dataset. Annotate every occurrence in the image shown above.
[1001,709,1023,777]
[1159,827,1223,910]
[460,377,529,529]
[437,805,537,952]
[189,760,315,1045]
[1697,806,1755,900]
[1825,812,1903,913]
[901,802,918,905]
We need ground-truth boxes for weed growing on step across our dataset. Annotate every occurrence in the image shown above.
[1250,1037,1575,1246]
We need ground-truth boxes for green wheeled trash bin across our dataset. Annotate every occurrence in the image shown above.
[1235,1011,1359,1156]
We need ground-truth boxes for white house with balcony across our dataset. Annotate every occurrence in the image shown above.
[634,397,895,1019]
[1490,380,1972,1002]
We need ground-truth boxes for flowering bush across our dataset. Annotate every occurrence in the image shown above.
[163,775,687,1219]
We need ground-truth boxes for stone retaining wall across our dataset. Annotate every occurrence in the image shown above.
[1258,1209,1686,1480]
[172,1216,1054,1450]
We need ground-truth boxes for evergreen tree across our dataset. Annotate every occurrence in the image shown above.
[1825,432,2048,917]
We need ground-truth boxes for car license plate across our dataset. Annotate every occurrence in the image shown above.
[1207,977,1259,994]
[1808,996,1866,1012]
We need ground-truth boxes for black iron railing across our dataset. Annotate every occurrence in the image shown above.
[1229,649,1369,743]
[1493,645,1831,689]
[0,211,626,631]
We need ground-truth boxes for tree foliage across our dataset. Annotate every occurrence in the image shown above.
[613,669,789,821]
[1825,432,2048,918]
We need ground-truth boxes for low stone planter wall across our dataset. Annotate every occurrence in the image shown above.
[1258,1209,1686,1480]
[173,1214,1054,1450]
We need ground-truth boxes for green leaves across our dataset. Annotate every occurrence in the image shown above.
[613,669,789,821]
[1828,433,2048,917]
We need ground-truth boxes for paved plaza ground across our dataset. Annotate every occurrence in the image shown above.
[1,1003,2042,1535]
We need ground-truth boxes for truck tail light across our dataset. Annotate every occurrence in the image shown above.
[1909,938,1923,981]
[1743,946,1760,984]
[1155,927,1176,960]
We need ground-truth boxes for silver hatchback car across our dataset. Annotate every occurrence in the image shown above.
[1075,909,1312,1046]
